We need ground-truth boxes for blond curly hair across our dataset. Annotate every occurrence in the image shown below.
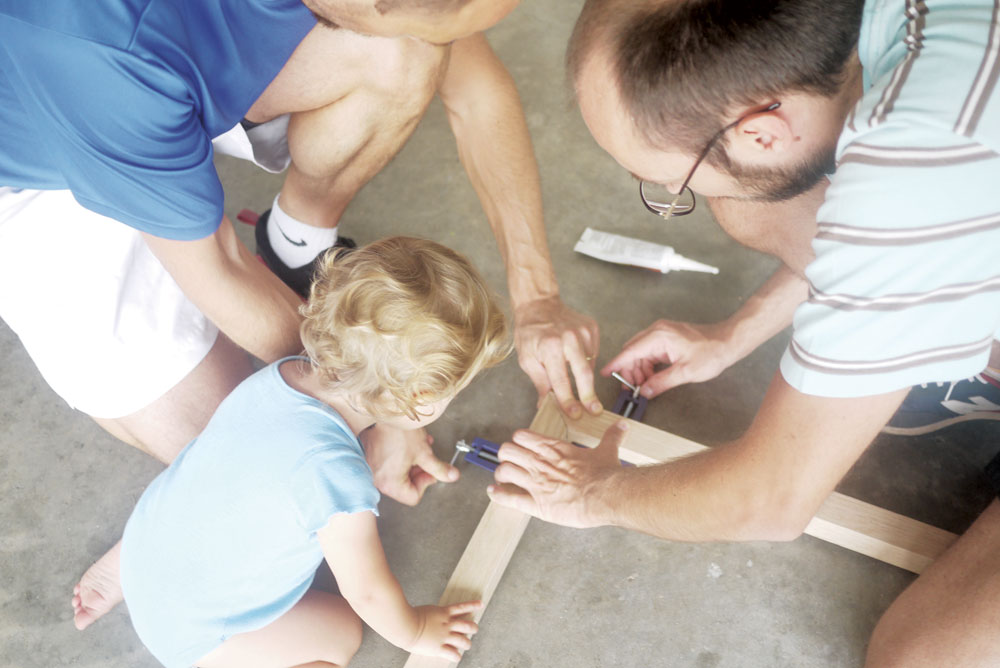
[300,236,511,420]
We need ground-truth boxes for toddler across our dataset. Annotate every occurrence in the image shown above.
[119,236,510,667]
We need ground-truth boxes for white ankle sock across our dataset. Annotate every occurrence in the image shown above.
[266,195,338,268]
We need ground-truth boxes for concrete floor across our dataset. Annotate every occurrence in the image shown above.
[3,2,999,667]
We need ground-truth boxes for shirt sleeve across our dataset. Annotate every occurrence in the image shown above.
[780,126,1000,398]
[5,27,223,240]
[288,442,381,534]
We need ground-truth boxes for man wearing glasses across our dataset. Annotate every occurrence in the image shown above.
[489,0,1000,663]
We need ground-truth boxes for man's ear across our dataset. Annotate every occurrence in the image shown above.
[735,107,795,154]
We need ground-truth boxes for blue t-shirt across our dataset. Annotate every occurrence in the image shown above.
[120,358,380,668]
[0,0,315,239]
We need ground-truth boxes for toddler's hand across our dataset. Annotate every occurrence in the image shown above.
[409,601,482,661]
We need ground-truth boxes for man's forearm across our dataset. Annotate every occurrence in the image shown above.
[588,375,907,542]
[718,264,808,365]
[144,217,303,362]
[441,34,559,306]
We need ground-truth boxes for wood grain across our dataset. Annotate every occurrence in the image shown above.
[564,410,957,573]
[402,395,567,668]
[405,398,959,667]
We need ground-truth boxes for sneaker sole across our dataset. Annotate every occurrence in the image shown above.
[882,411,1000,436]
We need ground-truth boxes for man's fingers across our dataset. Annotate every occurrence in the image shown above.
[640,366,687,398]
[602,326,674,378]
[596,421,629,457]
[542,350,581,418]
[564,336,601,415]
[519,357,553,405]
[487,482,541,516]
[509,428,572,456]
[493,461,540,490]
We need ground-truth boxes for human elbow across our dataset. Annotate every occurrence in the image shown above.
[732,489,813,542]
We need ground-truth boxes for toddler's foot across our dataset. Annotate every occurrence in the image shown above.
[71,541,123,630]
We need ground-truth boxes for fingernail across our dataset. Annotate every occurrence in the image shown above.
[486,485,495,495]
[589,401,602,413]
[641,386,653,398]
[617,421,629,431]
[568,404,582,418]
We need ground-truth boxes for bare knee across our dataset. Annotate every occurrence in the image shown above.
[865,602,921,668]
[366,38,447,118]
[865,582,1000,668]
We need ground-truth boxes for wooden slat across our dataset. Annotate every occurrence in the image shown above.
[405,399,960,667]
[403,394,567,668]
[564,410,958,574]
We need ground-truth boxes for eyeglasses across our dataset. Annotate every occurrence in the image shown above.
[639,102,781,220]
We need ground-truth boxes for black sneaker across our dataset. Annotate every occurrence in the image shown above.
[883,373,1000,436]
[253,208,356,298]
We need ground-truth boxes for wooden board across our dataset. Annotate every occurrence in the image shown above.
[564,410,957,574]
[403,394,566,668]
[405,396,958,666]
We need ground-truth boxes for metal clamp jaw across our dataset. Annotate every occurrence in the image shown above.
[611,372,648,421]
[449,437,501,472]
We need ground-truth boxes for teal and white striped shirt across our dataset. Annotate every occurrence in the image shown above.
[781,0,1000,397]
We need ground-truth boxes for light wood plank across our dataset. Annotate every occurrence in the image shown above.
[564,410,958,573]
[405,399,960,667]
[403,394,568,668]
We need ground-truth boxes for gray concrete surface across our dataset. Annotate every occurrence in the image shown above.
[2,2,999,667]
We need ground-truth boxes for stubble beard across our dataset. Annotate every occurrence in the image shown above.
[717,142,838,203]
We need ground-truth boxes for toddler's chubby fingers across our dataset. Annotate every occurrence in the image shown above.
[449,618,479,635]
[437,645,463,662]
[447,600,483,618]
[446,632,473,651]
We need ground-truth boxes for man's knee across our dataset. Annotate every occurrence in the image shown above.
[865,604,920,668]
[366,38,447,117]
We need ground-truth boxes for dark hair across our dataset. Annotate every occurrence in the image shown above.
[374,0,472,14]
[569,0,864,154]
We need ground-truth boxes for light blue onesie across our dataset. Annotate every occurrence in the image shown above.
[120,358,380,668]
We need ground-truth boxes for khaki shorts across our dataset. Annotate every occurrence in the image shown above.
[0,116,291,418]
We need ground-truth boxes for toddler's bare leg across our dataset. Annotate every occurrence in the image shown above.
[196,590,363,668]
[72,333,253,630]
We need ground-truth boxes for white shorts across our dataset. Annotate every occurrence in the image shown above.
[0,116,291,418]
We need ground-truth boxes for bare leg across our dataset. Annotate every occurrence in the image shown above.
[72,333,253,630]
[249,27,449,229]
[865,499,1000,667]
[93,332,253,464]
[196,590,362,668]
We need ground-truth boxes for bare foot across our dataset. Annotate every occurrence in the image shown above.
[72,540,123,630]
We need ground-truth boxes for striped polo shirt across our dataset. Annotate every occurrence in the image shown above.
[780,0,1000,397]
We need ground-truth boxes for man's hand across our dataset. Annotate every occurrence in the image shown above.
[602,319,738,399]
[514,296,601,418]
[361,425,459,506]
[487,422,629,528]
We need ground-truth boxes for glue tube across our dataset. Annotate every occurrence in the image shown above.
[573,227,719,275]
